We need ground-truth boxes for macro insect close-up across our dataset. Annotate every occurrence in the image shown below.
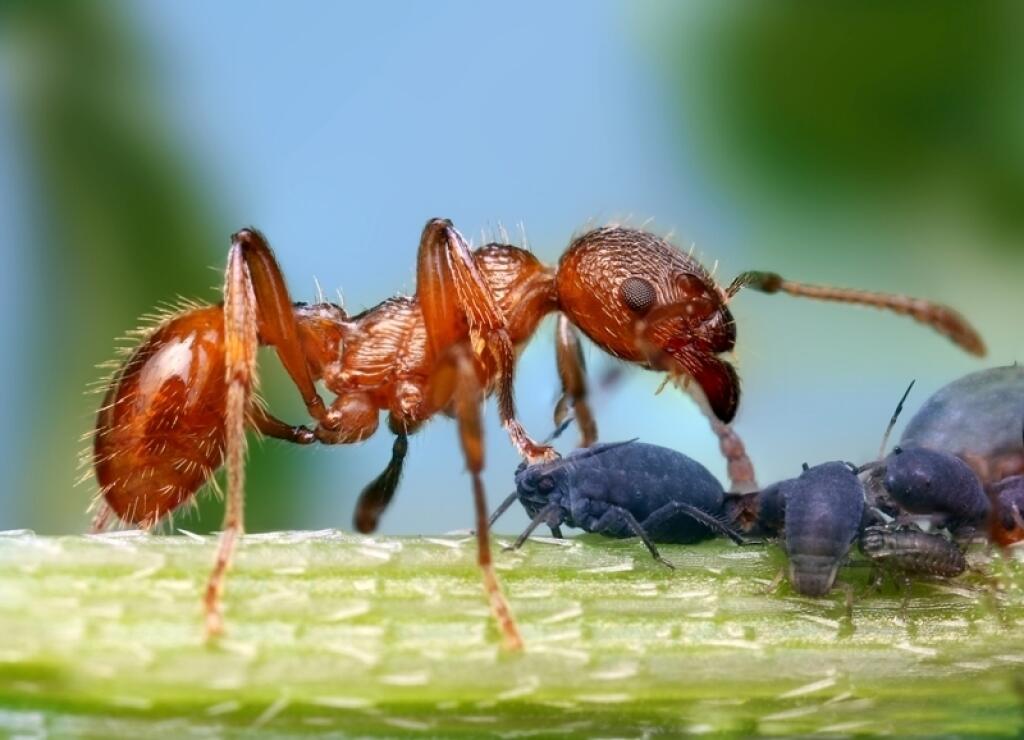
[5,3,1024,737]
[90,217,985,645]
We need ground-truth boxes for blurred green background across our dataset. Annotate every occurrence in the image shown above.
[0,1,1020,535]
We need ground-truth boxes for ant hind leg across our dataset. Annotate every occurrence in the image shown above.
[203,234,259,640]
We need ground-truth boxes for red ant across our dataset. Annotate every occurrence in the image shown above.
[90,218,984,650]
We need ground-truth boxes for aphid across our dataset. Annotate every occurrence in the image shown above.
[900,365,1024,483]
[859,525,967,578]
[754,462,866,597]
[989,475,1024,547]
[897,365,1024,545]
[489,440,744,566]
[91,219,985,646]
[874,446,990,542]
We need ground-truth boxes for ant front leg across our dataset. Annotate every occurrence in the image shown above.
[430,342,523,651]
[635,307,756,490]
[417,219,553,463]
[554,315,598,447]
[205,229,330,639]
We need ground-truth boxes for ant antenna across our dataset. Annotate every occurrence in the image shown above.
[878,380,915,460]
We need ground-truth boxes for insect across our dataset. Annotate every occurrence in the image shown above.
[489,440,745,566]
[90,218,985,647]
[859,525,967,579]
[897,365,1024,546]
[868,446,990,543]
[748,462,866,597]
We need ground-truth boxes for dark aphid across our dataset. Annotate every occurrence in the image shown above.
[900,365,1024,483]
[897,365,1024,546]
[880,446,990,542]
[989,475,1024,547]
[860,526,967,578]
[490,440,743,567]
[768,462,866,597]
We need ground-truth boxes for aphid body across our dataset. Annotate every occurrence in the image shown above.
[494,440,740,564]
[765,462,865,597]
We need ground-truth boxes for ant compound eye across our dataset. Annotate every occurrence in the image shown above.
[620,277,656,315]
[892,446,903,455]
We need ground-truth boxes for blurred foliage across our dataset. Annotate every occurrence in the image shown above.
[666,1,1024,249]
[0,1,309,532]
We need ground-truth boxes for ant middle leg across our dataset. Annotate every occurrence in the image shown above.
[416,218,553,463]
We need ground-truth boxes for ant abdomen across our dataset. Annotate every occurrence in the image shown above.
[94,306,228,527]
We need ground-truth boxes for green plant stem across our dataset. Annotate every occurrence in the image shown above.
[0,531,1021,737]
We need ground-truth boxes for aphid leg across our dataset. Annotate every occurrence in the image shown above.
[416,218,553,463]
[838,582,855,621]
[506,503,561,551]
[641,501,747,545]
[487,491,521,531]
[204,234,259,640]
[726,271,986,356]
[592,505,675,569]
[762,568,785,595]
[432,342,523,651]
[353,432,409,534]
[554,314,597,447]
[550,525,565,539]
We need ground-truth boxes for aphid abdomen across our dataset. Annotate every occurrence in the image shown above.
[94,306,227,526]
[567,442,725,543]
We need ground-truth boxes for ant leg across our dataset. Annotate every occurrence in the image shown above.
[506,503,560,551]
[416,219,553,463]
[204,236,260,639]
[726,271,985,356]
[550,525,565,539]
[635,305,740,423]
[353,432,408,534]
[554,314,597,447]
[593,505,674,569]
[640,501,747,545]
[232,229,329,422]
[635,317,755,487]
[431,342,523,650]
[250,405,315,444]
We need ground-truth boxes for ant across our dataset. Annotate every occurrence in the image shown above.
[90,218,985,649]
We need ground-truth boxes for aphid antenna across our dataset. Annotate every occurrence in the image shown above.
[878,380,916,460]
[543,416,575,445]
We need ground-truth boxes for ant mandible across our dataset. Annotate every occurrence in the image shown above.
[91,218,985,650]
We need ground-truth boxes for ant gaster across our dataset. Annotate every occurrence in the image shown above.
[91,218,985,649]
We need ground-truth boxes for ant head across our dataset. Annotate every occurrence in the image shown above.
[555,227,739,421]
